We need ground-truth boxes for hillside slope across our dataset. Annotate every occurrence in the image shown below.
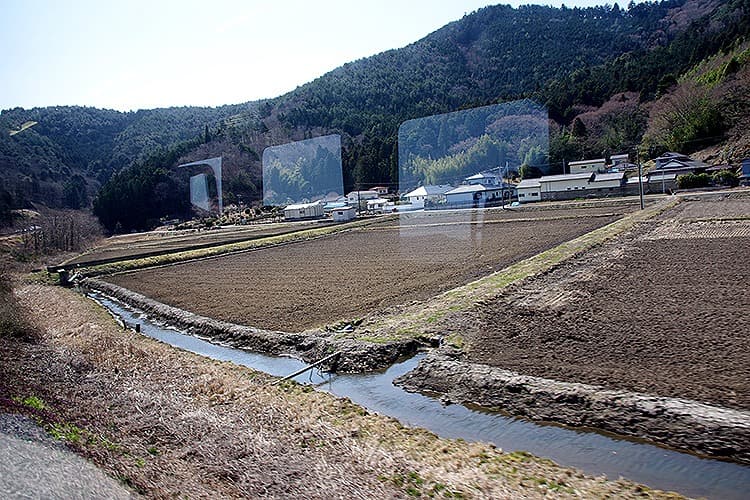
[2,0,749,231]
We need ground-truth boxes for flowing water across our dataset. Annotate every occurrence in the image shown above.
[91,292,750,500]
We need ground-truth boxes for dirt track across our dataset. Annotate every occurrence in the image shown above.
[445,198,750,410]
[107,211,621,332]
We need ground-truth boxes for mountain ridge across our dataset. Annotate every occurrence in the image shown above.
[2,0,748,231]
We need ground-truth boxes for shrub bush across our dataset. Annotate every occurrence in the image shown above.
[712,169,739,187]
[676,173,712,189]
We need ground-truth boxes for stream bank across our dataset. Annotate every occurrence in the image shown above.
[81,277,421,372]
[83,276,750,467]
[396,349,750,465]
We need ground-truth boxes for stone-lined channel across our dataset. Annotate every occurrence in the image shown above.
[91,292,750,500]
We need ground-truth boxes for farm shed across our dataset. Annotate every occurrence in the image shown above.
[332,206,357,222]
[283,201,324,220]
[517,178,541,203]
[444,184,512,207]
[609,153,629,167]
[539,173,594,200]
[647,171,677,193]
[590,172,626,189]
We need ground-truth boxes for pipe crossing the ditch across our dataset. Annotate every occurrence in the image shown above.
[272,352,341,385]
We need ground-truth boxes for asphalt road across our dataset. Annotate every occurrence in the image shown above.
[0,413,132,499]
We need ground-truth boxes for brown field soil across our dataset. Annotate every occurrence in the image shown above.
[0,283,670,499]
[63,220,328,266]
[659,191,750,220]
[395,204,636,225]
[446,199,750,410]
[107,210,622,332]
[68,204,636,267]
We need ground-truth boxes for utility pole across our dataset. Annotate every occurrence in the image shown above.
[637,155,645,210]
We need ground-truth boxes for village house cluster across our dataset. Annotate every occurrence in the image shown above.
[281,153,749,221]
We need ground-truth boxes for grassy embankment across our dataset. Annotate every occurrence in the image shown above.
[0,281,682,498]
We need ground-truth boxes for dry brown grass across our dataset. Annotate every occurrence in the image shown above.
[0,270,36,343]
[0,283,682,499]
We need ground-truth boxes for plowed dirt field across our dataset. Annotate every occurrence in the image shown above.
[107,209,623,332]
[452,197,750,409]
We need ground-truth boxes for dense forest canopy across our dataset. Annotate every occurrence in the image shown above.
[2,0,749,231]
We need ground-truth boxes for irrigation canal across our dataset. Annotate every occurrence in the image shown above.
[91,292,749,500]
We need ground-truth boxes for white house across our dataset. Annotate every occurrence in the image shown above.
[332,206,357,222]
[516,178,541,203]
[346,190,379,210]
[283,201,324,220]
[403,185,453,207]
[366,198,389,214]
[568,158,606,174]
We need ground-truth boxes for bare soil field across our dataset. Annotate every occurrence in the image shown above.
[71,204,635,268]
[658,191,750,220]
[63,220,329,266]
[447,199,750,410]
[107,211,621,332]
[397,204,636,226]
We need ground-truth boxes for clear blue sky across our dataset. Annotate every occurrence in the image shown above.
[1,0,622,112]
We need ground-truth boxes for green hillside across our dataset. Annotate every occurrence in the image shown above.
[2,0,749,231]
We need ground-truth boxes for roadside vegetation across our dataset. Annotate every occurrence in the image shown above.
[0,269,36,343]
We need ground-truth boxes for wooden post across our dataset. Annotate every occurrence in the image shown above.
[271,352,341,385]
[58,270,70,287]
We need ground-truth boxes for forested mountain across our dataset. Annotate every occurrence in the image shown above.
[0,104,252,212]
[2,0,749,231]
